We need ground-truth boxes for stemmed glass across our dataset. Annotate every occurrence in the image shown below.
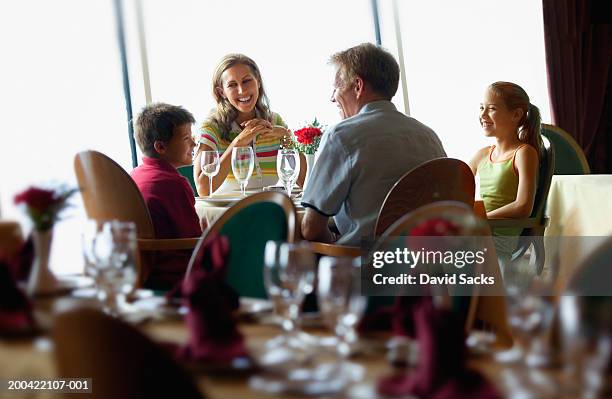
[263,241,315,348]
[317,257,366,359]
[200,150,220,197]
[559,294,612,398]
[89,220,138,316]
[276,148,300,197]
[231,146,255,196]
[499,256,558,367]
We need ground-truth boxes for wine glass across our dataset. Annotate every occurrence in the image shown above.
[231,146,255,196]
[91,220,138,316]
[276,148,300,197]
[559,294,612,398]
[81,219,106,287]
[263,241,315,348]
[498,256,557,366]
[200,150,220,197]
[317,256,366,359]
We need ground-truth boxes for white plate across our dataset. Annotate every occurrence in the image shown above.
[240,297,273,315]
[196,194,243,207]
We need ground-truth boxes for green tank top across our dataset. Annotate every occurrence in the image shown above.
[478,145,526,240]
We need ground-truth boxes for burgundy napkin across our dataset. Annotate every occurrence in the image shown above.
[177,234,247,363]
[0,261,36,335]
[358,296,423,337]
[377,299,500,399]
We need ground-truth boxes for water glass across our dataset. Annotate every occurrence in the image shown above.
[90,220,138,316]
[498,256,557,366]
[559,295,612,398]
[317,257,366,358]
[276,148,300,197]
[264,241,315,339]
[231,146,255,196]
[81,219,103,280]
[200,150,220,197]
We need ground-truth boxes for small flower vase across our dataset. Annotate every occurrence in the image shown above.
[27,228,59,296]
[303,153,316,192]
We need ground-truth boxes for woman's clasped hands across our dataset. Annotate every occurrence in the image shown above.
[233,118,289,147]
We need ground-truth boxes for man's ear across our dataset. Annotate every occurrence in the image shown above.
[353,76,365,99]
[153,140,167,155]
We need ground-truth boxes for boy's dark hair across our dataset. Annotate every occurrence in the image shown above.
[135,103,195,157]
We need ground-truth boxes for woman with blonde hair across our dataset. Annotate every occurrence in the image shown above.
[193,54,290,196]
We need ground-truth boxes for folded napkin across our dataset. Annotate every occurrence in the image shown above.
[0,261,36,335]
[177,234,247,363]
[377,299,500,399]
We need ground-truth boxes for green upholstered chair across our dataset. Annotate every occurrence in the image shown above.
[185,191,297,298]
[488,135,555,275]
[541,123,590,174]
[363,201,512,346]
[178,165,198,195]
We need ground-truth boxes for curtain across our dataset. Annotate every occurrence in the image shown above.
[542,0,612,172]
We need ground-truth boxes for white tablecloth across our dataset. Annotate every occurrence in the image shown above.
[194,194,304,228]
[545,174,612,236]
[544,175,612,291]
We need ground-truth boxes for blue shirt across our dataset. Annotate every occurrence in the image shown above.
[302,101,446,245]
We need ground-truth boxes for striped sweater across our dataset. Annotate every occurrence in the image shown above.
[197,112,286,194]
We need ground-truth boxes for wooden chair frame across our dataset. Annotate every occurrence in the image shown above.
[369,201,512,346]
[185,191,297,278]
[74,151,200,286]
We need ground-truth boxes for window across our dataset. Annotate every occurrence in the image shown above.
[129,0,375,130]
[378,0,551,161]
[0,1,128,273]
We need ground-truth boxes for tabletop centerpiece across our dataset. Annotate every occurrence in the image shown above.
[14,185,77,295]
[292,118,324,190]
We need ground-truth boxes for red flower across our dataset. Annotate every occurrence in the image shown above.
[14,187,57,213]
[13,186,77,231]
[294,126,322,145]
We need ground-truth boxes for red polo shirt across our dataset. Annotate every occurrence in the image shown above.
[131,157,201,288]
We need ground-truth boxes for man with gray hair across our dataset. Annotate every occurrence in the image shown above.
[301,43,446,245]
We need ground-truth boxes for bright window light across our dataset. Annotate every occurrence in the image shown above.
[383,0,551,162]
[0,1,128,273]
[131,0,375,132]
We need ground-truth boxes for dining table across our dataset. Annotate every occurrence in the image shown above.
[541,175,612,292]
[0,286,569,399]
[195,189,305,228]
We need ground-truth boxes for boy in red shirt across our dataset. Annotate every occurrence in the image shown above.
[131,103,202,289]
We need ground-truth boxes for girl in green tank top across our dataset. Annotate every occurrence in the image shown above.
[468,82,543,261]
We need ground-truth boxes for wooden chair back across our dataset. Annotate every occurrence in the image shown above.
[372,201,512,347]
[74,151,155,239]
[375,158,475,236]
[53,308,204,399]
[0,221,23,259]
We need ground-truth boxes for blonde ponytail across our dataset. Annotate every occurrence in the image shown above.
[519,103,543,152]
